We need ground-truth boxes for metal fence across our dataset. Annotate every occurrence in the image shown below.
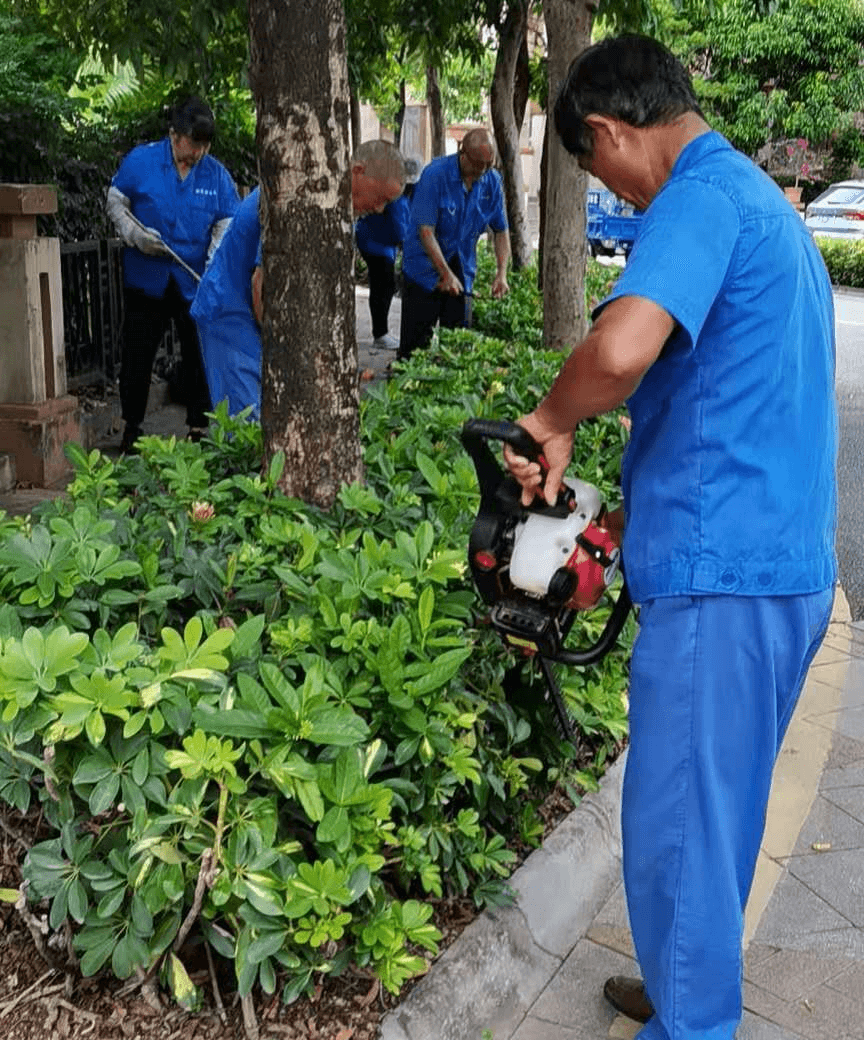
[60,238,125,389]
[60,239,180,390]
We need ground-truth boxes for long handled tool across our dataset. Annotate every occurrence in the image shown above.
[126,211,201,283]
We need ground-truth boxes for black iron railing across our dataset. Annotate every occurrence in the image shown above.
[60,239,181,390]
[60,238,125,389]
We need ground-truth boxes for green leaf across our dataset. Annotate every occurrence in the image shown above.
[167,953,200,1012]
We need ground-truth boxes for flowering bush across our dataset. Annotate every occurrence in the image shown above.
[786,138,813,188]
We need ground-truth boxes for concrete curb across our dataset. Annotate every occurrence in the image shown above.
[379,757,626,1040]
[378,587,852,1040]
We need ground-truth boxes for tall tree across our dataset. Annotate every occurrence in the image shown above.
[541,0,595,350]
[426,65,446,157]
[490,0,532,270]
[248,0,361,507]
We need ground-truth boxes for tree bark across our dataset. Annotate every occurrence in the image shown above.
[541,0,595,350]
[248,0,361,508]
[426,65,446,158]
[491,0,531,271]
[349,83,362,152]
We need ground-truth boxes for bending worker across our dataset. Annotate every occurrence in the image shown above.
[191,140,407,419]
[397,127,510,362]
[503,34,837,1040]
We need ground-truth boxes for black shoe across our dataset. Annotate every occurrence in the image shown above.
[603,976,654,1023]
[186,427,207,443]
[120,425,142,455]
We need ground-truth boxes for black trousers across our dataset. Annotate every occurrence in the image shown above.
[119,279,211,430]
[360,251,396,339]
[397,256,472,361]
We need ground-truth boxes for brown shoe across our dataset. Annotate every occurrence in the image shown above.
[603,976,654,1023]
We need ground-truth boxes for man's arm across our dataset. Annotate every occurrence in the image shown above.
[418,225,463,295]
[505,295,674,505]
[492,229,510,298]
[251,266,263,325]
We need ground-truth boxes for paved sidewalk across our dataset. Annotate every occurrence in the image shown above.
[380,588,864,1040]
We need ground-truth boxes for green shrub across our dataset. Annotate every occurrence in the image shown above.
[0,296,631,1010]
[814,237,864,290]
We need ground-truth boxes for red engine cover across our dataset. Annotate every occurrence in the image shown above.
[564,520,620,611]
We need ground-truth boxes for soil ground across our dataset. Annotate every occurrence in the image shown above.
[0,788,579,1040]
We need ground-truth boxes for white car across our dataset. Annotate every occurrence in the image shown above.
[804,181,864,240]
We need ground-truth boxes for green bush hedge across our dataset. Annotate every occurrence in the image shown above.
[0,255,632,1011]
[814,237,864,290]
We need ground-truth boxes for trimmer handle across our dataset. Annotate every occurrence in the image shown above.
[460,418,544,463]
[460,418,573,517]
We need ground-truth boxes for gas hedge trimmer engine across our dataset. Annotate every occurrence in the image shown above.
[461,418,632,744]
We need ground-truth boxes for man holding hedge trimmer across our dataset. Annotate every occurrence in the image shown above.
[504,35,837,1040]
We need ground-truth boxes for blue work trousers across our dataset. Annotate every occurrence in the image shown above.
[624,591,833,1040]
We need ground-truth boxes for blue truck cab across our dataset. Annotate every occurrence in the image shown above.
[586,184,642,257]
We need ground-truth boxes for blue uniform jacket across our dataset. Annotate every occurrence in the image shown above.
[401,153,507,294]
[597,132,837,601]
[355,195,410,263]
[190,188,262,419]
[111,137,240,302]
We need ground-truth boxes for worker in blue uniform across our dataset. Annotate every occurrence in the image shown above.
[107,96,240,451]
[190,187,263,420]
[190,140,407,420]
[354,158,419,351]
[503,35,837,1040]
[398,127,510,361]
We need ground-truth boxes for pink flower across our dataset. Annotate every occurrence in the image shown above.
[190,501,215,522]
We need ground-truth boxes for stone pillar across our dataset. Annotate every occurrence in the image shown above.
[0,185,80,487]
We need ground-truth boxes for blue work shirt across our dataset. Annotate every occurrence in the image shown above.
[191,188,262,419]
[402,153,508,294]
[355,195,410,263]
[596,131,837,602]
[111,137,240,302]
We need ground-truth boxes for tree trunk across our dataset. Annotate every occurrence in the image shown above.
[514,31,529,137]
[394,77,407,149]
[349,83,362,152]
[248,0,361,508]
[426,65,446,158]
[541,0,594,350]
[490,0,530,271]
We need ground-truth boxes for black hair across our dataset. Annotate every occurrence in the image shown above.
[170,97,216,144]
[554,34,704,159]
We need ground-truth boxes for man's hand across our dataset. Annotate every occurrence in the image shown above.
[502,410,575,507]
[436,268,464,296]
[491,273,509,299]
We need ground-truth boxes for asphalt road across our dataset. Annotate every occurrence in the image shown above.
[835,288,864,620]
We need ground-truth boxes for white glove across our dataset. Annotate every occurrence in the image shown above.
[106,186,170,256]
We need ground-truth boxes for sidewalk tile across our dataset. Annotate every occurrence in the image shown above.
[821,761,864,789]
[790,793,864,854]
[745,947,853,1002]
[510,1018,584,1040]
[584,923,636,959]
[736,1011,807,1040]
[754,873,851,945]
[785,849,864,926]
[808,705,864,743]
[822,783,864,823]
[823,730,864,770]
[524,939,637,1037]
[805,655,864,695]
[744,943,781,973]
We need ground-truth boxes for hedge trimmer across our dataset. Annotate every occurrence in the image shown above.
[461,418,632,746]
